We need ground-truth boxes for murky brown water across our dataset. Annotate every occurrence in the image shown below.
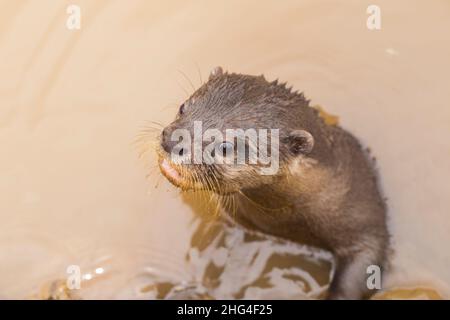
[1,0,449,299]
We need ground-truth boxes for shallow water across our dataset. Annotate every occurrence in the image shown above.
[0,0,449,299]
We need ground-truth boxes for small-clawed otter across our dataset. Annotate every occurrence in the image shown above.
[157,67,389,299]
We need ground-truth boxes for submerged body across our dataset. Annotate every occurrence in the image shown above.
[157,67,389,299]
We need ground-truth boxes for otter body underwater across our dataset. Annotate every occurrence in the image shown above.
[156,67,389,299]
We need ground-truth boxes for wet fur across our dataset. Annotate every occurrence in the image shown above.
[159,68,389,299]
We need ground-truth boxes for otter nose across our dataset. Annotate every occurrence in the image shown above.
[162,127,169,139]
[161,128,176,153]
[161,127,188,157]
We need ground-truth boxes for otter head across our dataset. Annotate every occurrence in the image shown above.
[158,67,317,194]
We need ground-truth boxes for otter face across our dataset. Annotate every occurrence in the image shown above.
[158,67,315,194]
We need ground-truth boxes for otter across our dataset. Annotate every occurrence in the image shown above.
[157,67,389,299]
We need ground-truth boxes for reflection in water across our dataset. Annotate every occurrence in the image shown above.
[176,193,332,300]
[183,217,332,299]
[37,195,333,300]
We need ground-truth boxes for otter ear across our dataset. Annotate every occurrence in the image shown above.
[286,130,314,155]
[209,66,223,79]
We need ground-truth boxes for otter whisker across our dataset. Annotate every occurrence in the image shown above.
[194,62,203,86]
[177,69,196,92]
[176,79,190,97]
[237,190,292,214]
[135,140,159,160]
[145,166,159,181]
[139,124,163,131]
[159,102,181,112]
[191,166,201,189]
[213,194,223,218]
[233,194,238,218]
[145,120,165,128]
[204,170,216,191]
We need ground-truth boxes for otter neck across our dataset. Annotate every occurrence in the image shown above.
[240,175,311,211]
[239,158,333,212]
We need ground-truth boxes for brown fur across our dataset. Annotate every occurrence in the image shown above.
[158,67,389,299]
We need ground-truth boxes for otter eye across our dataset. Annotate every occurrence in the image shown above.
[218,141,234,157]
[179,103,185,115]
